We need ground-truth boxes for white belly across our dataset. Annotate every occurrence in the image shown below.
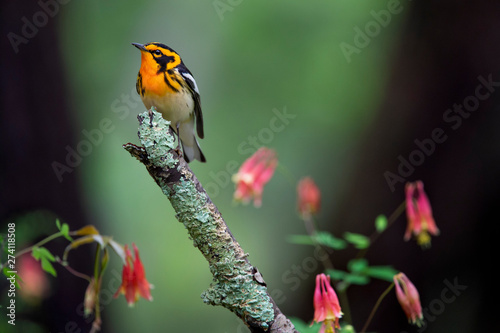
[141,88,194,128]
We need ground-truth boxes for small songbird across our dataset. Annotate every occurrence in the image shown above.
[132,42,206,162]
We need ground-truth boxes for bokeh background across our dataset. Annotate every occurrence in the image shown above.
[1,1,498,332]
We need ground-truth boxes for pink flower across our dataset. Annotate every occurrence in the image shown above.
[405,181,439,247]
[18,255,50,303]
[394,272,424,327]
[232,147,278,207]
[114,243,153,306]
[297,177,321,219]
[312,274,342,333]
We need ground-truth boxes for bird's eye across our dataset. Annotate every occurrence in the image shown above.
[153,49,162,56]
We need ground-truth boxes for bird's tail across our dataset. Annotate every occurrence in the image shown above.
[182,136,206,163]
[177,118,206,163]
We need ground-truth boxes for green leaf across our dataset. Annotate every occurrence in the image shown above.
[314,231,347,250]
[60,223,73,241]
[343,273,369,285]
[327,269,348,281]
[343,232,370,249]
[289,317,322,333]
[31,247,41,260]
[330,261,398,286]
[41,257,57,277]
[347,258,368,273]
[100,248,110,276]
[287,232,347,250]
[375,214,388,232]
[365,265,398,282]
[330,262,371,286]
[327,269,368,285]
[32,247,57,277]
[32,247,56,262]
[38,247,55,262]
[340,324,356,333]
[56,218,61,230]
[286,234,316,246]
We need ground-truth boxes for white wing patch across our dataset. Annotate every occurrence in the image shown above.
[181,72,199,94]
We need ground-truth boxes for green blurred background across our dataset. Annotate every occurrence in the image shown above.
[1,0,498,332]
[58,1,394,332]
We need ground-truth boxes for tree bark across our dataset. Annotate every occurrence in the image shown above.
[124,109,298,333]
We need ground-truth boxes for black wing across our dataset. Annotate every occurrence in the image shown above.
[179,67,204,139]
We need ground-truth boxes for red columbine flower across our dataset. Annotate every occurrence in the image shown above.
[404,181,439,247]
[297,177,321,219]
[394,272,423,327]
[114,243,153,306]
[232,147,278,207]
[312,273,342,333]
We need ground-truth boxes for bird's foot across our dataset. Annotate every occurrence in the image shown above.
[173,122,183,158]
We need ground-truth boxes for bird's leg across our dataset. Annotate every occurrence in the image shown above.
[148,109,154,127]
[174,122,182,157]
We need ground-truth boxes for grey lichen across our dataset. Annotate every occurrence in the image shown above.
[169,177,274,327]
[134,109,275,328]
[137,107,177,169]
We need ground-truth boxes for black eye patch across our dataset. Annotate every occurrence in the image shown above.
[150,48,176,71]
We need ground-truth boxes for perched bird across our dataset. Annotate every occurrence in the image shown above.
[132,42,206,162]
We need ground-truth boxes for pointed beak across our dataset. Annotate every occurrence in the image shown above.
[132,43,148,52]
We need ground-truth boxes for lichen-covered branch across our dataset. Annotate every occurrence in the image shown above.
[123,108,298,333]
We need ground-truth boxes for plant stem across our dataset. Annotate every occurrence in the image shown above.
[337,287,352,325]
[303,215,353,323]
[92,244,102,332]
[370,200,407,243]
[355,200,407,260]
[360,282,395,333]
[0,231,63,269]
[56,257,91,281]
[16,231,63,257]
[93,244,101,279]
[303,215,334,270]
